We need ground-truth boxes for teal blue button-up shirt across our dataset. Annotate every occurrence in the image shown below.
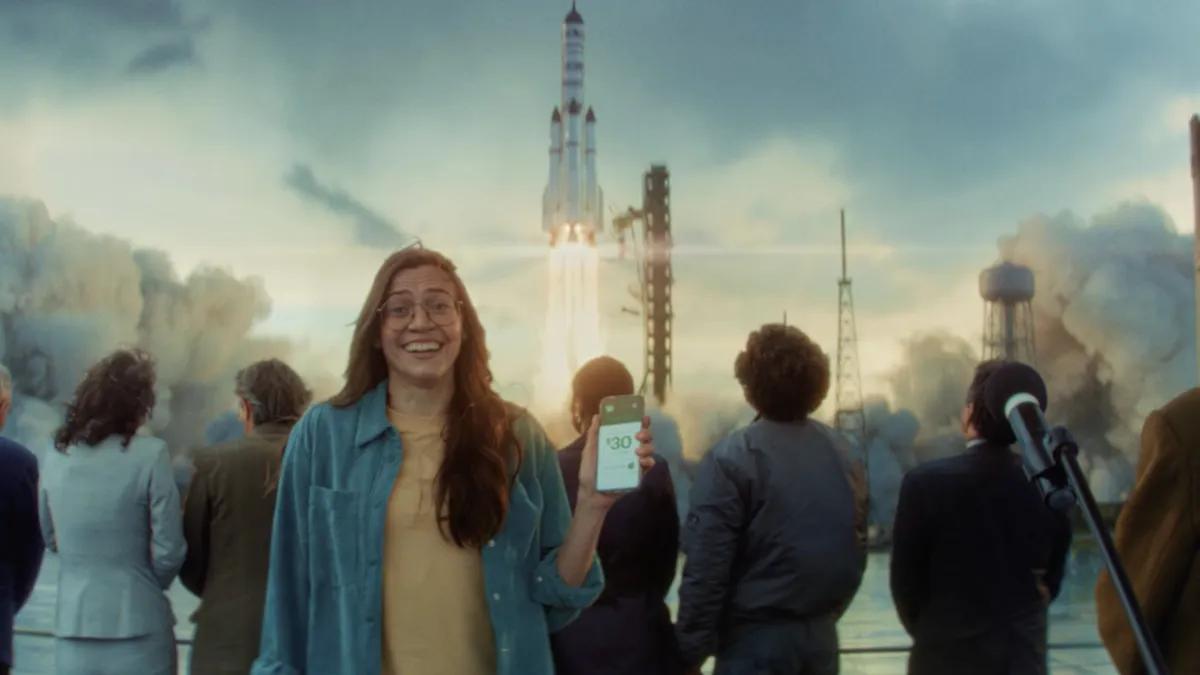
[251,382,604,675]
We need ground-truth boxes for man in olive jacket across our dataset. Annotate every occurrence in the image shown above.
[181,359,311,675]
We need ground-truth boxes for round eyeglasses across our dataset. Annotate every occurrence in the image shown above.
[378,296,460,327]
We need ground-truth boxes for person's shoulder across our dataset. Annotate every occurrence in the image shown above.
[198,433,275,466]
[1153,388,1200,445]
[903,453,966,484]
[126,434,170,459]
[704,427,755,477]
[706,425,742,457]
[505,401,549,446]
[0,435,38,470]
[502,402,562,480]
[1158,387,1200,417]
[556,433,585,460]
[291,399,355,440]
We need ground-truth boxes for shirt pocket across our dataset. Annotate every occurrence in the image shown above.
[308,486,361,588]
[502,479,540,554]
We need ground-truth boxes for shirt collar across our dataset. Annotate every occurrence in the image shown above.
[354,380,392,448]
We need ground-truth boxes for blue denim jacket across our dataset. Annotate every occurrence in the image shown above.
[251,382,604,675]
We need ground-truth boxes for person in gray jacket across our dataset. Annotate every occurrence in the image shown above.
[39,349,186,675]
[676,323,868,675]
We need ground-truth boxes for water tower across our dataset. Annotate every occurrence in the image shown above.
[979,262,1037,364]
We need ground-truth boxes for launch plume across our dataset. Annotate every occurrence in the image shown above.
[861,200,1195,532]
[1000,201,1195,491]
[0,196,329,457]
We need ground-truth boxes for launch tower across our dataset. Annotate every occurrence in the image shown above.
[610,165,676,406]
[979,262,1037,363]
[642,166,673,405]
[834,210,867,448]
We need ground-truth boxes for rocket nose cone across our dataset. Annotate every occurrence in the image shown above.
[552,107,562,122]
[585,107,595,122]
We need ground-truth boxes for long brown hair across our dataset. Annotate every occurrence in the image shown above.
[54,349,157,452]
[235,358,313,493]
[329,246,520,548]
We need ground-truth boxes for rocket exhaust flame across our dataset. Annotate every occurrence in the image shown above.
[534,243,604,412]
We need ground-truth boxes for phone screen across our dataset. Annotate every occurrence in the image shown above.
[595,395,644,493]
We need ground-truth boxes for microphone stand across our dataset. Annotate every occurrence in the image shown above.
[1039,426,1169,675]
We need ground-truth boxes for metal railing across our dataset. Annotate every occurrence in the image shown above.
[13,626,1105,655]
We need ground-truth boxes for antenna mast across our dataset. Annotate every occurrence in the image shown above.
[833,209,871,534]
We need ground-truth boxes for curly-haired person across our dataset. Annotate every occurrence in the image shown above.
[675,323,868,675]
[38,349,187,675]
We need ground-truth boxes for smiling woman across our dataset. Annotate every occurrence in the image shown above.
[252,244,657,675]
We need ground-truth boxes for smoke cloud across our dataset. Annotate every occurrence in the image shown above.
[859,200,1195,535]
[0,196,332,458]
[628,201,1195,538]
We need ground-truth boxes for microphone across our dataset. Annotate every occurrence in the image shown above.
[983,366,1169,673]
[982,362,1077,512]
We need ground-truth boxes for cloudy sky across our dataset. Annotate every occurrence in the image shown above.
[2,0,1198,408]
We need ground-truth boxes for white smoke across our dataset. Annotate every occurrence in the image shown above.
[857,334,978,539]
[1002,202,1194,474]
[626,201,1194,538]
[0,196,334,458]
[860,200,1195,533]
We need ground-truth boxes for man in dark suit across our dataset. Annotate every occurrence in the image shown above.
[890,359,1073,675]
[0,363,45,675]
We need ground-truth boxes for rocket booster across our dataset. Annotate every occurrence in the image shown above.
[543,2,602,248]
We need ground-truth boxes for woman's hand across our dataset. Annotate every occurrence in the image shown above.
[576,414,655,512]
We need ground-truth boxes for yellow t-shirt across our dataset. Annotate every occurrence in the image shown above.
[381,408,497,675]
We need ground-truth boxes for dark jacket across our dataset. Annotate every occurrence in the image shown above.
[551,434,681,675]
[675,418,868,673]
[1097,388,1200,675]
[181,423,291,675]
[890,441,1073,675]
[0,437,43,668]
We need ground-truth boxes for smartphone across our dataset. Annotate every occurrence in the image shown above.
[595,394,645,493]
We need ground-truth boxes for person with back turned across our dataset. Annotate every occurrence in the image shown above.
[1095,387,1200,675]
[889,359,1073,675]
[38,349,187,675]
[551,356,681,675]
[181,359,312,675]
[0,363,44,675]
[675,323,869,675]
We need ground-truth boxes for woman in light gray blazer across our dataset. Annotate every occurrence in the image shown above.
[38,349,186,675]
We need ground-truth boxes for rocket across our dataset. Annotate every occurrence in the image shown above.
[543,2,603,248]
